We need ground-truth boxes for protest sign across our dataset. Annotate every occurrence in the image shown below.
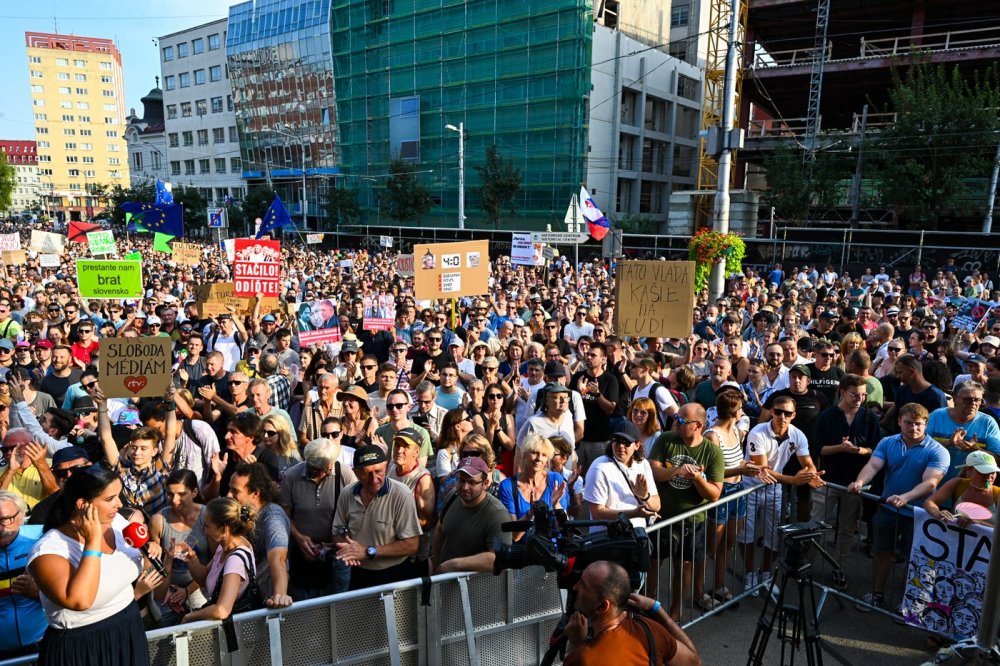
[87,230,116,256]
[172,242,202,267]
[899,508,991,641]
[2,250,26,266]
[394,254,414,277]
[30,230,65,255]
[951,297,995,333]
[100,337,173,398]
[511,233,544,266]
[363,295,396,331]
[39,254,61,268]
[305,233,324,244]
[0,233,21,251]
[380,235,393,248]
[614,260,695,339]
[296,300,343,345]
[413,240,489,300]
[76,260,144,299]
[234,239,281,297]
[194,282,280,318]
[221,238,235,262]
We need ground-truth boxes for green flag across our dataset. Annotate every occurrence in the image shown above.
[154,233,174,253]
[124,251,142,261]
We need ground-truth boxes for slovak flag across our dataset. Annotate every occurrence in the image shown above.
[580,186,610,241]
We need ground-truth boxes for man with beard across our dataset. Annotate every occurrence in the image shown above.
[434,456,511,573]
[38,346,81,405]
[0,491,46,659]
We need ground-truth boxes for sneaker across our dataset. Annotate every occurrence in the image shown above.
[745,571,760,597]
[855,592,884,612]
[698,593,720,611]
[832,571,847,590]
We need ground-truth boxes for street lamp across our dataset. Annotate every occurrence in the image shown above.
[445,123,465,230]
[270,126,308,231]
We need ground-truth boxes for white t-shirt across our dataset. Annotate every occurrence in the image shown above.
[208,331,243,371]
[517,412,576,447]
[632,382,678,427]
[583,455,659,530]
[745,422,809,486]
[28,514,141,629]
[563,320,594,343]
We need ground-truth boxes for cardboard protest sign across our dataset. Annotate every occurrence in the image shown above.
[194,282,281,318]
[413,240,489,300]
[2,250,27,266]
[305,233,324,245]
[614,260,696,339]
[30,230,65,255]
[87,230,116,256]
[234,239,281,297]
[172,242,202,267]
[76,260,144,299]
[363,294,396,331]
[394,254,414,277]
[100,337,173,398]
[296,300,343,346]
[511,233,544,266]
[0,233,21,251]
[899,508,990,642]
[951,297,995,333]
[39,254,61,268]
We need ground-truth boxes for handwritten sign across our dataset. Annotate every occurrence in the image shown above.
[172,242,202,267]
[30,230,65,255]
[234,239,281,297]
[511,233,544,266]
[76,260,143,299]
[39,254,61,268]
[614,260,695,339]
[394,254,414,277]
[380,235,393,248]
[100,337,173,398]
[413,240,489,300]
[194,282,281,318]
[87,230,116,256]
[2,250,27,266]
[0,234,21,251]
[305,233,324,245]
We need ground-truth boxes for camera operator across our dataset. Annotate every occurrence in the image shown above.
[564,560,701,665]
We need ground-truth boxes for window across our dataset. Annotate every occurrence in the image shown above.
[30,85,43,93]
[83,170,95,178]
[179,72,191,88]
[197,129,208,145]
[196,99,207,116]
[209,65,222,82]
[230,157,241,172]
[199,159,210,174]
[66,156,78,163]
[59,86,71,94]
[194,69,205,85]
[108,157,120,165]
[60,101,72,109]
[184,159,195,175]
[214,158,226,173]
[107,144,119,152]
[102,104,115,111]
[168,133,179,148]
[213,128,225,144]
[36,127,48,134]
[211,96,223,113]
[61,114,74,122]
[164,75,176,90]
[74,59,86,67]
[671,3,690,27]
[182,131,193,146]
[166,104,177,119]
[76,102,89,109]
[76,74,87,81]
[29,56,41,64]
[192,38,204,54]
[101,75,112,84]
[181,102,192,117]
[100,61,112,71]
[68,169,80,177]
[82,156,94,164]
[104,116,115,124]
[81,115,91,123]
[106,130,118,138]
[80,129,91,136]
[65,142,77,150]
[38,155,51,163]
[57,72,70,81]
[170,161,181,176]
[177,43,189,58]
[133,153,143,170]
[32,99,45,107]
[208,34,220,50]
[229,126,238,142]
[56,58,69,66]
[677,75,700,101]
[226,95,233,111]
[30,70,43,78]
[162,46,174,61]
[76,88,87,95]
[102,90,114,97]
[37,141,49,148]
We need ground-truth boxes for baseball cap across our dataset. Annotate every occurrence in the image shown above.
[341,339,360,353]
[34,340,54,350]
[610,421,641,443]
[967,354,988,365]
[261,314,276,323]
[513,318,525,327]
[797,337,815,352]
[449,339,464,348]
[887,306,900,315]
[820,311,839,320]
[960,450,1000,474]
[543,381,570,395]
[116,408,142,426]
[15,341,30,349]
[0,340,14,351]
[52,446,90,467]
[981,336,1000,349]
[455,456,489,478]
[392,427,421,449]
[544,360,567,378]
[790,363,812,378]
[353,444,387,468]
[715,381,743,397]
[134,311,148,319]
[146,315,162,326]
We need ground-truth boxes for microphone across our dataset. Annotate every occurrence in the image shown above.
[122,522,167,577]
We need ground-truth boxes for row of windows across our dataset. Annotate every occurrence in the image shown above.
[58,143,119,151]
[36,155,119,165]
[30,72,115,83]
[166,95,233,118]
[169,157,241,176]
[167,126,238,147]
[35,116,117,125]
[47,57,114,70]
[163,65,225,90]
[162,33,222,61]
[32,99,118,112]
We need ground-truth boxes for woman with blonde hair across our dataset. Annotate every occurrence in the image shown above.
[260,413,301,477]
[628,397,662,456]
[496,433,568,521]
[840,332,864,369]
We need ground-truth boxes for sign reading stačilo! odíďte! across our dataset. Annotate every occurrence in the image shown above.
[233,239,281,297]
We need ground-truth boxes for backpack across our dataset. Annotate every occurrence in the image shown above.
[209,327,245,354]
[632,381,673,429]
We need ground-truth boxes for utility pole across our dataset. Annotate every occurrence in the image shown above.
[446,123,465,230]
[849,104,868,227]
[984,131,1000,234]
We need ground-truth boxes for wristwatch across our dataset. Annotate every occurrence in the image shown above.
[366,546,377,560]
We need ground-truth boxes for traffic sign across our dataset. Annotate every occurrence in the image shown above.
[207,207,228,229]
[529,232,589,244]
[542,246,556,261]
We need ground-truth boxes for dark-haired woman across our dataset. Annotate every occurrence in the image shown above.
[28,465,163,666]
[150,469,208,626]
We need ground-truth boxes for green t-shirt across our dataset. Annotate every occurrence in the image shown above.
[864,375,884,408]
[375,421,434,462]
[648,432,725,523]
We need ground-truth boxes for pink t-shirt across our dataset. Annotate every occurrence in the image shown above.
[204,545,254,600]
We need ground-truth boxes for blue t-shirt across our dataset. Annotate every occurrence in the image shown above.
[0,525,47,650]
[873,434,950,512]
[926,409,1000,482]
[497,471,569,518]
[893,384,949,414]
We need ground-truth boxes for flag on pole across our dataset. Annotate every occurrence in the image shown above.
[68,220,103,243]
[256,194,292,239]
[580,187,610,241]
[121,201,184,237]
[155,180,174,205]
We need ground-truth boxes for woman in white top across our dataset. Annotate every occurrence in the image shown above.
[583,422,661,530]
[28,465,163,666]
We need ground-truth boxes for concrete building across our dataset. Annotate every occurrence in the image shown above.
[159,18,245,206]
[25,32,130,221]
[667,0,712,68]
[0,140,40,217]
[124,82,168,187]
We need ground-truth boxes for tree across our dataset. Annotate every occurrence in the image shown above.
[239,186,276,226]
[106,182,155,226]
[869,64,1000,228]
[321,184,361,229]
[171,185,207,232]
[763,143,811,221]
[475,145,522,228]
[0,152,15,214]
[383,159,432,224]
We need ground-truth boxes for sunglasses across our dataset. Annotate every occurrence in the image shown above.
[428,337,442,342]
[262,430,279,437]
[393,348,407,353]
[773,408,795,417]
[888,347,904,353]
[387,402,409,410]
[361,365,377,370]
[322,430,342,438]
[487,393,504,400]
[459,450,482,458]
[674,415,702,426]
[82,380,98,390]
[228,380,247,386]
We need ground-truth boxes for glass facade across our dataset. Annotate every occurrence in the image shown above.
[329,0,593,229]
[226,0,339,228]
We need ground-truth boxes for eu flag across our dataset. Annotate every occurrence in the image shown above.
[155,180,174,205]
[121,201,184,238]
[256,194,292,239]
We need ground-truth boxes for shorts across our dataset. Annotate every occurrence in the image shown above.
[709,481,748,524]
[739,484,782,550]
[872,506,914,555]
[658,518,708,561]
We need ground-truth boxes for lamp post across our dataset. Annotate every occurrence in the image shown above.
[271,126,308,231]
[445,123,465,230]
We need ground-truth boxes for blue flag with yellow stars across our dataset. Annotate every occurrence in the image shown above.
[256,194,292,239]
[155,179,174,205]
[121,201,183,237]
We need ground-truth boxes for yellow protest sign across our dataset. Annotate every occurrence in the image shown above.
[413,240,489,300]
[194,282,281,318]
[614,260,696,340]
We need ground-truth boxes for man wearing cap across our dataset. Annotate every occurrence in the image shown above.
[250,313,279,350]
[519,382,576,446]
[206,311,246,372]
[387,428,435,565]
[0,491,46,659]
[434,456,512,573]
[38,345,80,406]
[807,310,843,344]
[333,444,422,590]
[282,437,358,598]
[953,353,989,389]
[25,445,90,527]
[926,380,1000,483]
[0,430,57,510]
[374,389,433,467]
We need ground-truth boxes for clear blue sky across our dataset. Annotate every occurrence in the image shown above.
[0,0,235,139]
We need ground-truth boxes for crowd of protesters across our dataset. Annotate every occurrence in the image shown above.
[0,220,998,662]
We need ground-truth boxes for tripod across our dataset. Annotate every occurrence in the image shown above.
[747,534,850,666]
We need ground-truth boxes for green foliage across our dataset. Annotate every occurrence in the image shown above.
[383,159,432,224]
[763,142,851,221]
[239,186,277,227]
[0,152,16,213]
[106,182,155,225]
[475,145,522,228]
[688,228,746,294]
[322,184,361,229]
[869,64,1000,228]
[171,185,207,230]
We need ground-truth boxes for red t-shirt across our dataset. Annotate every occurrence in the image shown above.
[71,340,99,366]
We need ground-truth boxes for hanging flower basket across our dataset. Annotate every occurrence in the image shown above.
[687,227,746,294]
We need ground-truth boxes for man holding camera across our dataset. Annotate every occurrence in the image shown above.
[564,560,702,665]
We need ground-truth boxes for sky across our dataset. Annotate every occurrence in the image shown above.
[0,0,237,139]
